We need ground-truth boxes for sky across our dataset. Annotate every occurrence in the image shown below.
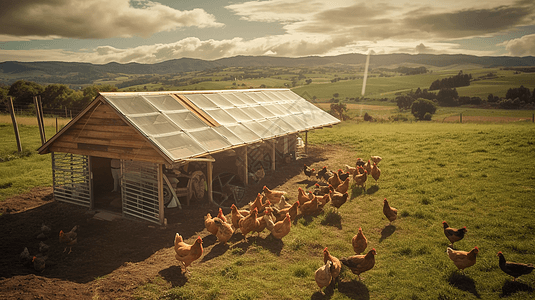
[0,0,534,64]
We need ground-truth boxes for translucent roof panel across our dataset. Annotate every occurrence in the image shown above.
[280,114,309,131]
[242,121,270,138]
[261,90,284,101]
[166,111,209,131]
[263,104,288,116]
[224,124,261,143]
[220,93,247,106]
[203,108,237,125]
[244,92,269,104]
[239,106,264,120]
[106,95,158,115]
[187,128,232,152]
[270,117,297,133]
[251,105,276,118]
[256,119,285,138]
[151,132,206,160]
[224,107,254,122]
[143,95,187,112]
[213,126,245,145]
[204,93,234,108]
[127,113,181,136]
[267,90,298,101]
[232,93,258,105]
[183,94,218,109]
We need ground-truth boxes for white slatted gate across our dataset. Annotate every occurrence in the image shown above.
[52,152,91,207]
[121,160,162,224]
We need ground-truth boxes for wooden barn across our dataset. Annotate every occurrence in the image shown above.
[37,89,340,224]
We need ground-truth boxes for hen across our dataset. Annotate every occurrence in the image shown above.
[383,198,397,224]
[370,163,381,185]
[59,225,78,254]
[263,186,287,205]
[330,192,348,212]
[323,247,342,285]
[316,166,329,181]
[217,207,227,223]
[497,251,534,281]
[345,164,357,175]
[303,164,316,179]
[174,233,203,273]
[447,246,478,272]
[276,195,292,209]
[204,212,219,236]
[32,255,47,272]
[239,207,260,241]
[265,212,291,240]
[340,248,377,280]
[20,247,32,268]
[352,227,367,254]
[442,221,467,248]
[335,178,350,194]
[249,193,265,212]
[274,201,299,222]
[363,160,372,175]
[230,204,249,230]
[297,187,312,206]
[315,260,332,295]
[313,183,333,196]
[317,192,331,210]
[338,170,350,182]
[355,158,365,168]
[300,196,320,216]
[214,217,234,244]
[328,172,341,188]
[370,156,382,165]
[353,170,367,190]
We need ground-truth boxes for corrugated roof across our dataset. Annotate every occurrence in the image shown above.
[100,89,339,161]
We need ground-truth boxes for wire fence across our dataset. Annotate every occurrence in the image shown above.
[1,103,83,119]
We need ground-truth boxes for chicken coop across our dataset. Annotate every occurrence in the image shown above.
[38,89,340,224]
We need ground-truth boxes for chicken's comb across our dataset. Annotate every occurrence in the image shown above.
[463,226,467,229]
[315,183,319,187]
[263,186,267,189]
[474,246,479,249]
[498,251,503,254]
[324,247,328,251]
[359,227,362,230]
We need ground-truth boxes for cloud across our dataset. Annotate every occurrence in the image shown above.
[225,0,324,22]
[500,33,535,56]
[0,0,223,40]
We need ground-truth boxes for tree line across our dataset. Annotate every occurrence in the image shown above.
[0,80,117,117]
[429,71,472,90]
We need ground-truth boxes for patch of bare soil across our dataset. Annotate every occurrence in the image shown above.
[0,145,352,300]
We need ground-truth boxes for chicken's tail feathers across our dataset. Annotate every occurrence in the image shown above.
[71,225,78,233]
[174,233,183,244]
[446,247,454,254]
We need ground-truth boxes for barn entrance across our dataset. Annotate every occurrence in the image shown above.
[91,156,122,213]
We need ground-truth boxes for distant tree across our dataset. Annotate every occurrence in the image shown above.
[8,80,44,108]
[333,93,339,98]
[488,93,500,103]
[436,88,459,106]
[396,95,413,110]
[305,79,312,85]
[330,101,347,120]
[41,84,72,109]
[411,98,436,120]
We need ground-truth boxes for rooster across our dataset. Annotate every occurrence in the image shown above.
[303,164,316,179]
[497,251,534,281]
[442,221,467,248]
[174,233,203,273]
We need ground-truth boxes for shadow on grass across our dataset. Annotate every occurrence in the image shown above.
[365,185,379,194]
[296,178,319,188]
[201,242,230,262]
[336,280,370,300]
[320,210,343,229]
[379,225,396,242]
[500,279,534,297]
[350,186,365,200]
[448,271,480,298]
[158,265,188,287]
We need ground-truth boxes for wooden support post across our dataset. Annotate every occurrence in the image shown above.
[305,131,308,154]
[158,164,165,225]
[34,96,46,145]
[272,139,276,171]
[56,118,58,133]
[244,146,249,185]
[207,161,213,204]
[38,96,46,140]
[460,113,463,123]
[7,97,22,152]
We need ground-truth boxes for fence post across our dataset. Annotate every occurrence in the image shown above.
[34,96,46,145]
[7,97,22,152]
[460,113,463,123]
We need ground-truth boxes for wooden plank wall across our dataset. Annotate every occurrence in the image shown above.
[48,101,168,164]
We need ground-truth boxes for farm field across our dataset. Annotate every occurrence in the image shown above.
[0,121,534,299]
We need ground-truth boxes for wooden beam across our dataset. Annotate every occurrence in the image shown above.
[305,131,308,154]
[158,164,165,225]
[244,146,248,185]
[272,139,276,171]
[207,161,213,205]
[7,97,22,152]
[34,96,45,145]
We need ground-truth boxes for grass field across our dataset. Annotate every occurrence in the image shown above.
[2,113,535,299]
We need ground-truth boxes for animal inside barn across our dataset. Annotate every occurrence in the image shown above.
[38,89,340,224]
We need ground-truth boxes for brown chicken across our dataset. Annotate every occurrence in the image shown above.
[59,225,78,254]
[497,251,535,281]
[363,160,372,175]
[297,187,313,205]
[315,260,333,295]
[217,207,227,223]
[353,170,367,190]
[323,247,342,284]
[370,163,381,185]
[213,218,234,244]
[356,158,365,168]
[174,233,203,273]
[335,177,350,194]
[249,193,265,212]
[300,196,320,216]
[338,169,350,182]
[340,248,377,280]
[239,207,260,241]
[303,164,316,178]
[317,192,331,209]
[274,201,299,222]
[352,227,368,254]
[370,156,382,165]
[331,192,348,212]
[447,246,479,272]
[328,172,341,188]
[204,212,219,236]
[276,195,292,209]
[265,212,291,239]
[230,204,249,230]
[313,183,333,196]
[32,255,47,272]
[383,198,397,224]
[345,164,357,175]
[316,166,329,181]
[442,221,467,248]
[263,186,286,205]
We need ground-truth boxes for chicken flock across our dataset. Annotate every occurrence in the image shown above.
[170,154,534,295]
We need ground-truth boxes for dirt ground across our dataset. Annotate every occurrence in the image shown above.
[0,145,344,300]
